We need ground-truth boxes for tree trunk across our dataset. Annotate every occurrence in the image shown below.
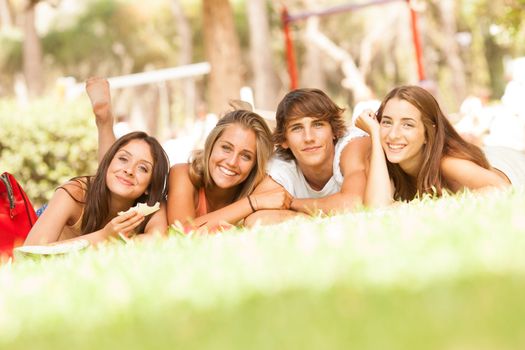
[171,0,192,66]
[202,0,242,114]
[23,3,43,97]
[246,0,280,110]
[483,30,505,98]
[171,0,195,124]
[437,0,466,107]
[0,0,13,29]
[359,5,400,79]
[300,0,326,90]
[302,16,326,90]
[307,28,373,102]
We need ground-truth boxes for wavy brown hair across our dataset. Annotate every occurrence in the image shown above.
[273,88,347,160]
[377,85,490,200]
[188,109,273,201]
[61,132,169,234]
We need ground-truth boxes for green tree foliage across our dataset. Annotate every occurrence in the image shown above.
[43,0,180,78]
[0,0,202,95]
[1,0,523,109]
[0,29,23,92]
[458,0,525,98]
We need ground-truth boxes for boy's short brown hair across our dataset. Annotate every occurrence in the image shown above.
[273,88,347,160]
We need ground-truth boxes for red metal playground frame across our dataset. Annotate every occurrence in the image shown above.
[281,0,425,90]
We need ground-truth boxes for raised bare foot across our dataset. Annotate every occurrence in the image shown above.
[86,77,113,126]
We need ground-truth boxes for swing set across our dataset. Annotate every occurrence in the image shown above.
[280,0,426,90]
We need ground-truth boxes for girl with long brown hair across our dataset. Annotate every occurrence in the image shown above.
[355,85,525,207]
[24,131,170,245]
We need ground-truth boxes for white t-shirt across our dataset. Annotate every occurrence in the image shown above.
[267,127,368,198]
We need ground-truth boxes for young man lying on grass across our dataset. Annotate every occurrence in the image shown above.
[245,88,371,226]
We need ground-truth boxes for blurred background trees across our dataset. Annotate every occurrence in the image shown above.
[1,0,524,115]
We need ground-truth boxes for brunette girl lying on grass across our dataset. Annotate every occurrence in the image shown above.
[24,131,170,246]
[355,85,525,207]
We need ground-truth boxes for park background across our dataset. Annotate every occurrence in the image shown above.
[1,2,525,349]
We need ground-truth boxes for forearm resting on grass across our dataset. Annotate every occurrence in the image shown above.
[244,209,305,227]
[290,190,363,216]
[242,176,303,226]
[25,206,145,246]
[186,189,292,230]
[188,197,259,230]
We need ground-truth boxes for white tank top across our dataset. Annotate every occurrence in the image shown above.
[267,127,367,198]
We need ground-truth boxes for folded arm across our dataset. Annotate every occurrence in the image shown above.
[244,176,303,226]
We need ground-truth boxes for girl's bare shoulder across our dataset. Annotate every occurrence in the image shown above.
[170,163,190,173]
[57,177,89,203]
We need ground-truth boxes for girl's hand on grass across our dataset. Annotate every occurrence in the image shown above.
[85,77,113,126]
[355,109,380,136]
[103,211,145,239]
[252,188,293,211]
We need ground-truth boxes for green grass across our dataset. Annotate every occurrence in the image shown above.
[1,189,525,349]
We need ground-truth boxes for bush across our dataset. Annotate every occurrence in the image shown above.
[0,98,98,206]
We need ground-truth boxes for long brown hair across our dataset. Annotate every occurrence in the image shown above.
[273,88,347,160]
[62,132,169,234]
[377,85,490,200]
[188,109,273,201]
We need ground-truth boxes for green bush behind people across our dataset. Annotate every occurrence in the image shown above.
[0,98,97,206]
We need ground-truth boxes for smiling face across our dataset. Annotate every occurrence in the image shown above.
[282,117,335,172]
[380,98,427,176]
[105,139,154,201]
[208,124,257,189]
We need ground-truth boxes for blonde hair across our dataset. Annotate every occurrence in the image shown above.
[189,109,273,200]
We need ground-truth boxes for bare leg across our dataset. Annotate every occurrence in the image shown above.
[244,209,307,228]
[86,77,117,163]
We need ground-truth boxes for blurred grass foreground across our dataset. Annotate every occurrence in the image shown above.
[1,189,525,350]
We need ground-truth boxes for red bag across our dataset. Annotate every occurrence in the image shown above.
[1,172,38,256]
